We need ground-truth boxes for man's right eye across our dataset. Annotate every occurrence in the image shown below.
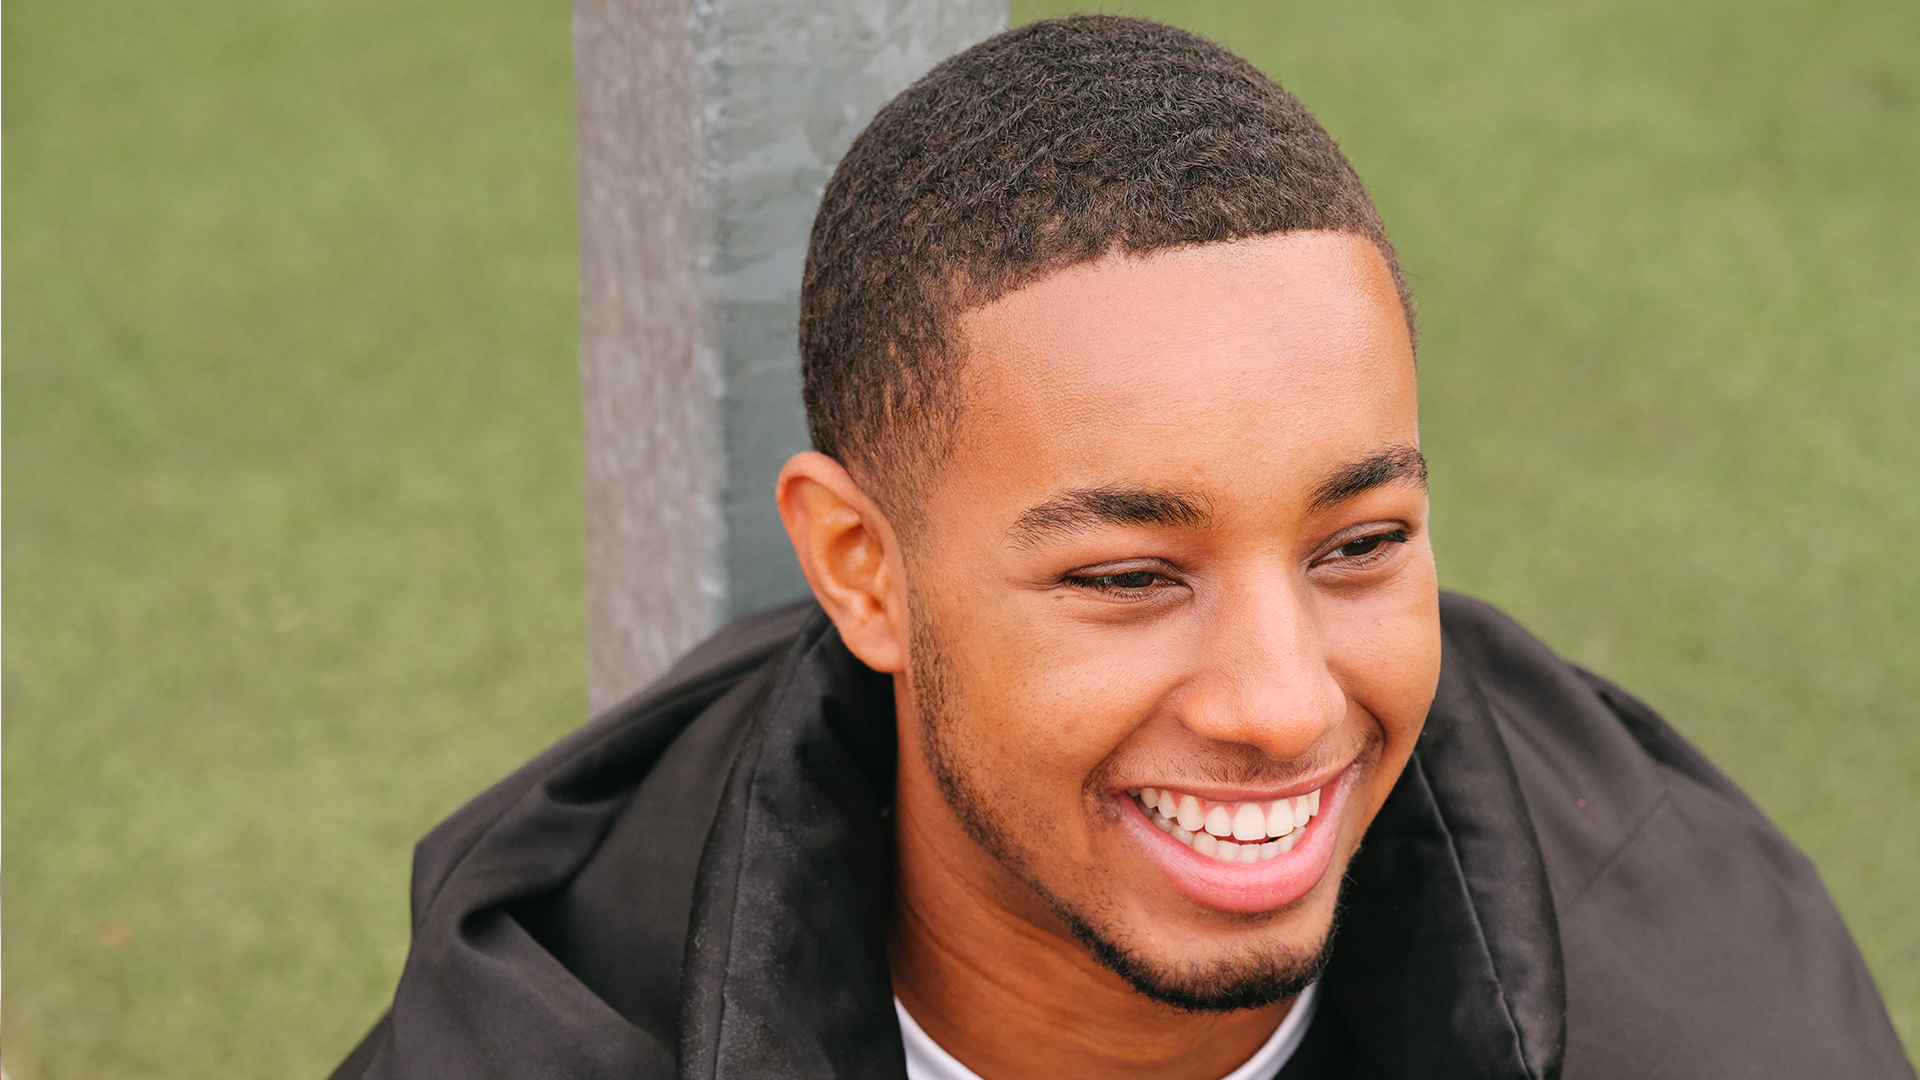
[1060,567,1169,596]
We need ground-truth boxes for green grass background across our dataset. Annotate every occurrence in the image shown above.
[4,0,1913,1074]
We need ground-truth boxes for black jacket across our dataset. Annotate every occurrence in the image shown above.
[333,593,1912,1079]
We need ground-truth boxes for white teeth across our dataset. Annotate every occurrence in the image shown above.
[1232,803,1267,842]
[1203,805,1234,838]
[1134,785,1325,861]
[1176,795,1205,833]
[1267,799,1295,837]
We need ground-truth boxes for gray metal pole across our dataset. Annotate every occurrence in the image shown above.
[575,0,1006,713]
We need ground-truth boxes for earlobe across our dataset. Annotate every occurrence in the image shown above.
[775,452,909,673]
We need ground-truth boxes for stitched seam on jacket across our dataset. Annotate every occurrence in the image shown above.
[1565,788,1673,911]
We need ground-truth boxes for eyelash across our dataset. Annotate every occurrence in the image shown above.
[1322,527,1411,567]
[1059,527,1411,596]
[1064,568,1170,597]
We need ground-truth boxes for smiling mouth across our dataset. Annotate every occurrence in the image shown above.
[1126,785,1323,863]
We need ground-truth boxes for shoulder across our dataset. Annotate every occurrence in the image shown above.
[407,598,818,914]
[1435,590,1798,914]
[342,601,823,1080]
[1436,592,1913,1079]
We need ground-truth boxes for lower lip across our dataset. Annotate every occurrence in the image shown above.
[1118,768,1354,915]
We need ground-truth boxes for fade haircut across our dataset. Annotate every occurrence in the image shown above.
[800,15,1412,524]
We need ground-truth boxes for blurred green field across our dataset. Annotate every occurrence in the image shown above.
[4,0,1914,1075]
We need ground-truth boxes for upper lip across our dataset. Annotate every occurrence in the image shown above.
[1120,768,1347,805]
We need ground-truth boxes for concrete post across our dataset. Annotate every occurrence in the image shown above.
[575,0,1006,713]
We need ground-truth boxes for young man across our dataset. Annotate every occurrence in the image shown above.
[334,16,1911,1080]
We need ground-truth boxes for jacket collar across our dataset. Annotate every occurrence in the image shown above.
[1325,617,1566,1079]
[678,610,905,1078]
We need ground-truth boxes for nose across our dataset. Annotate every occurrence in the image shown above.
[1173,574,1346,762]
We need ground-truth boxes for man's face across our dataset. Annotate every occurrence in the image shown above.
[893,231,1439,1008]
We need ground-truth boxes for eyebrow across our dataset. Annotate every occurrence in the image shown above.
[1309,445,1428,511]
[1007,485,1212,546]
[1004,445,1427,546]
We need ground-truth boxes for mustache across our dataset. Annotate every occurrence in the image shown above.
[1090,728,1383,793]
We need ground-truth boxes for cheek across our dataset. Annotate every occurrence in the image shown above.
[1324,563,1443,748]
[942,602,1165,792]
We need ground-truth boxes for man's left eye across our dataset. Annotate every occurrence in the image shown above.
[1337,536,1386,558]
[1096,570,1159,590]
[1331,529,1408,561]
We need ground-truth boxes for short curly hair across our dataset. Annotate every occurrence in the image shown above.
[800,14,1411,522]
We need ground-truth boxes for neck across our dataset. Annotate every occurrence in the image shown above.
[887,766,1294,1080]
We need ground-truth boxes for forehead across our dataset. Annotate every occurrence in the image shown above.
[936,232,1418,516]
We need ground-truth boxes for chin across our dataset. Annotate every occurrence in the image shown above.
[1045,882,1340,1013]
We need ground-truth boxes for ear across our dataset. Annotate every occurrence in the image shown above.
[775,451,909,673]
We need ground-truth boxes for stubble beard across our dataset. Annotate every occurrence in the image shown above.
[906,606,1334,1013]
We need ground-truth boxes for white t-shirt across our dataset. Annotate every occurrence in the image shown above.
[894,981,1319,1080]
